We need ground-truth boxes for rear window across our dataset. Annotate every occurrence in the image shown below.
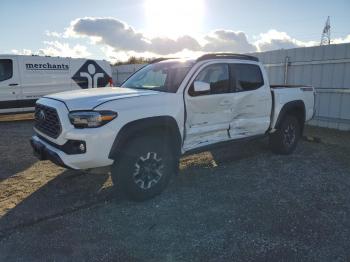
[231,64,264,92]
[0,59,13,82]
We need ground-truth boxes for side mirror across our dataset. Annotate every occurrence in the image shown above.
[193,81,210,93]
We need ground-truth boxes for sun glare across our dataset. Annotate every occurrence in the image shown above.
[145,0,205,38]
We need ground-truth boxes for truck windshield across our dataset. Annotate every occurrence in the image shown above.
[121,60,194,93]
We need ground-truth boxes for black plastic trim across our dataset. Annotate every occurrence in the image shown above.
[108,116,182,159]
[36,134,86,155]
[270,85,312,88]
[274,100,306,130]
[184,134,266,155]
[34,104,62,139]
[0,99,37,109]
[30,137,75,169]
[196,53,259,62]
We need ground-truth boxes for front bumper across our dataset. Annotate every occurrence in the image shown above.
[32,98,117,169]
[30,134,115,169]
[30,137,73,169]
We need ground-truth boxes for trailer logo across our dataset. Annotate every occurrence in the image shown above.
[72,60,110,89]
[26,63,69,70]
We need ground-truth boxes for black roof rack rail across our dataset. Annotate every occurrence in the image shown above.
[149,57,178,64]
[196,53,259,62]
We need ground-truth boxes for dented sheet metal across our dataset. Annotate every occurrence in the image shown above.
[228,87,272,138]
[184,85,272,151]
[184,93,231,150]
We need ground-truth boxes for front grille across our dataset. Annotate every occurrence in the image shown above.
[34,104,62,138]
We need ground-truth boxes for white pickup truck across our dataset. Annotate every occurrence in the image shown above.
[30,53,315,200]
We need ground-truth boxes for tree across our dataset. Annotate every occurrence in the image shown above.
[112,56,155,66]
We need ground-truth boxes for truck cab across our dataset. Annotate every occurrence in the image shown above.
[182,55,272,150]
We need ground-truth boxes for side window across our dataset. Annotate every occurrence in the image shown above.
[189,64,230,96]
[0,59,13,82]
[231,64,264,92]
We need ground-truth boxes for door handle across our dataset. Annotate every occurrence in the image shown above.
[9,83,18,86]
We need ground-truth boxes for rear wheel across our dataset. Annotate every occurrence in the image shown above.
[111,136,177,201]
[269,115,301,155]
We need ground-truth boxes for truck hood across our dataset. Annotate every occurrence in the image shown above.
[45,87,159,110]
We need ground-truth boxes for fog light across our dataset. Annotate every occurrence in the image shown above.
[79,143,86,152]
[62,140,86,154]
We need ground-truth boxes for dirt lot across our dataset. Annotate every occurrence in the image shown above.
[0,120,350,261]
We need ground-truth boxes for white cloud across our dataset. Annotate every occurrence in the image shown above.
[39,41,91,57]
[68,18,350,61]
[203,30,256,53]
[12,41,91,58]
[68,17,202,55]
[66,17,259,59]
[22,17,350,62]
[45,30,63,38]
[332,34,350,44]
[255,29,318,52]
[101,46,157,63]
[12,49,33,55]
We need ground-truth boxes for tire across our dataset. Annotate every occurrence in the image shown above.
[269,115,301,155]
[111,135,177,201]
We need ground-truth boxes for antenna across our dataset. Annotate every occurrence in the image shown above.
[320,16,331,45]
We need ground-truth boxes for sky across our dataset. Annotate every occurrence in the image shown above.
[1,0,350,62]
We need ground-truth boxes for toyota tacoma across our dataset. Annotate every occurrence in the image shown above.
[30,53,315,201]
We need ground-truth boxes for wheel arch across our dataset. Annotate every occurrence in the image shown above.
[275,100,306,133]
[108,116,182,159]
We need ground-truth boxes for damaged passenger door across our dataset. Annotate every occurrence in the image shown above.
[229,63,272,138]
[183,63,234,150]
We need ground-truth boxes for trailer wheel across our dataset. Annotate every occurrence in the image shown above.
[269,115,301,155]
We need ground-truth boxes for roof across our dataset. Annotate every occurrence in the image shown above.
[196,53,259,62]
[149,53,259,65]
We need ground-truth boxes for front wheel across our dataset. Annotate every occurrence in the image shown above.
[269,115,301,155]
[111,136,177,201]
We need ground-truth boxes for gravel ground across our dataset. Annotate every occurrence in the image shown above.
[0,120,349,261]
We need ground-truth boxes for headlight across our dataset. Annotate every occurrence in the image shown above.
[69,111,117,128]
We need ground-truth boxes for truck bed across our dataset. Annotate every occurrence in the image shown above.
[270,85,315,129]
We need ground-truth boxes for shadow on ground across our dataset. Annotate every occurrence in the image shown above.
[0,139,266,236]
[0,121,37,180]
[1,125,350,261]
[0,169,114,236]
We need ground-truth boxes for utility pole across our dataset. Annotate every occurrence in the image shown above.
[320,16,331,45]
